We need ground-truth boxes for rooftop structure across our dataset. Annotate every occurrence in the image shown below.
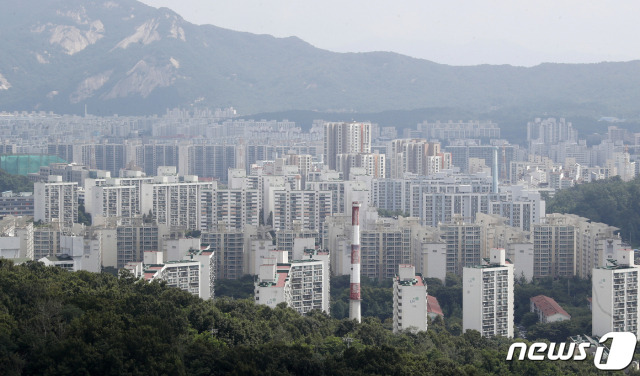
[530,295,571,323]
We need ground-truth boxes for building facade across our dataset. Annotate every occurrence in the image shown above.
[393,264,428,333]
[463,248,514,337]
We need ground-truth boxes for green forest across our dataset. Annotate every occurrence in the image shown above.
[546,176,640,246]
[2,259,631,375]
[0,169,33,193]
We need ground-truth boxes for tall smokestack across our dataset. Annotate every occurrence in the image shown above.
[349,201,362,323]
[492,147,499,194]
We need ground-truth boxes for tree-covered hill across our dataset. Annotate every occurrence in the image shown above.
[0,169,33,193]
[0,260,606,375]
[546,176,640,246]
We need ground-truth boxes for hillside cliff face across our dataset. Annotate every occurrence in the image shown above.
[1,0,639,116]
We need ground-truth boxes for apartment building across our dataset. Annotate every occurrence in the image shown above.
[323,122,371,170]
[187,144,236,183]
[202,227,245,280]
[254,249,330,314]
[0,216,34,260]
[34,176,78,228]
[271,187,332,232]
[140,176,215,231]
[592,249,640,338]
[125,249,215,299]
[360,217,416,280]
[463,248,514,338]
[0,191,34,219]
[393,264,428,333]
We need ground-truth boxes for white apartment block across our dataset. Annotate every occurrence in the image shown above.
[418,120,500,141]
[187,144,236,183]
[140,176,215,231]
[289,250,330,314]
[34,176,78,228]
[371,173,544,231]
[255,249,330,314]
[322,214,353,276]
[247,229,277,276]
[202,228,245,280]
[271,188,332,232]
[33,224,61,259]
[210,188,260,231]
[422,242,447,282]
[393,264,428,333]
[126,249,215,300]
[0,216,34,260]
[463,248,514,338]
[388,139,442,178]
[438,218,482,276]
[360,218,416,280]
[276,224,319,260]
[84,176,153,225]
[114,223,159,268]
[527,118,577,145]
[324,122,371,170]
[592,249,640,338]
[255,262,292,309]
[165,237,201,262]
[39,229,102,273]
[86,179,140,226]
[506,243,535,282]
[336,152,385,180]
[531,214,621,279]
[533,220,576,278]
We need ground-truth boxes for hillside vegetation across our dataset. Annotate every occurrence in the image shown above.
[0,169,33,193]
[0,260,605,375]
[546,176,640,246]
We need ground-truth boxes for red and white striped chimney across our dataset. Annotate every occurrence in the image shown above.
[349,201,362,322]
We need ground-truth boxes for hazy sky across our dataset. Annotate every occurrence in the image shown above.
[139,0,640,67]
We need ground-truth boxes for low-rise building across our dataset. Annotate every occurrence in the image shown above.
[0,191,34,219]
[530,295,571,323]
[427,295,444,321]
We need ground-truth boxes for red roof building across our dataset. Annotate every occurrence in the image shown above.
[530,295,571,323]
[427,295,444,320]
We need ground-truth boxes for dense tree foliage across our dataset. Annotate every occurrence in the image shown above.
[215,274,256,299]
[0,169,33,193]
[0,260,610,375]
[547,176,640,246]
[77,204,92,226]
[376,209,410,218]
[331,275,394,322]
[513,277,592,341]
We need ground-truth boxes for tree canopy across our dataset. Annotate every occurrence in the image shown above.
[546,176,640,246]
[0,169,33,193]
[0,260,613,375]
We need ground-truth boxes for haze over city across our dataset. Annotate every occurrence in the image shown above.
[2,1,640,374]
[140,0,640,66]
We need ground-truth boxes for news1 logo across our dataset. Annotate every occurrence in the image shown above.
[506,332,637,371]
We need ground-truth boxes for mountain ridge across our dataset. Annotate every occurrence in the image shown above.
[1,0,639,117]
